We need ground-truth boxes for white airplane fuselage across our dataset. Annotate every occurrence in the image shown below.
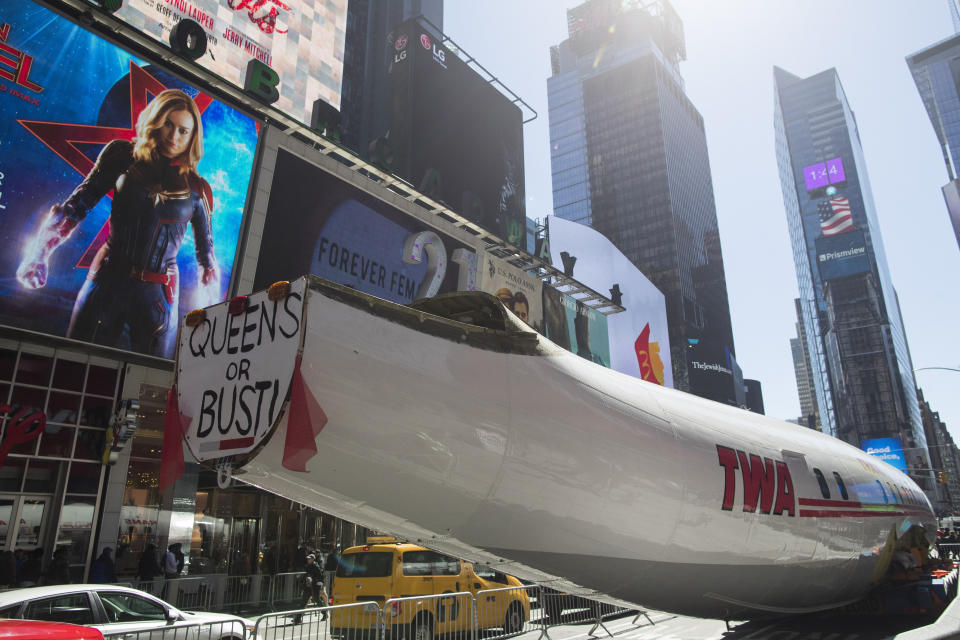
[177,277,936,619]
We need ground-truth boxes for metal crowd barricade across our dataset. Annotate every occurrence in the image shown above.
[101,619,250,640]
[158,576,212,611]
[383,592,476,640]
[269,572,306,611]
[474,584,540,640]
[254,601,379,640]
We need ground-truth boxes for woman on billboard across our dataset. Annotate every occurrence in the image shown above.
[16,89,219,358]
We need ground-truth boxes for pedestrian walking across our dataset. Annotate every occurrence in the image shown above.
[292,553,327,624]
[89,547,116,583]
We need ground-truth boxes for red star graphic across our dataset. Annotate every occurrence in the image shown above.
[17,61,213,268]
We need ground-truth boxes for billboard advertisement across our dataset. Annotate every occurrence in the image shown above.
[802,156,846,192]
[480,253,544,333]
[113,0,347,120]
[387,21,526,248]
[546,216,672,387]
[542,286,610,368]
[815,230,870,281]
[686,341,737,406]
[0,0,258,360]
[252,148,481,300]
[861,437,908,473]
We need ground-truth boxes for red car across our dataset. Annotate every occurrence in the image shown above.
[0,620,103,640]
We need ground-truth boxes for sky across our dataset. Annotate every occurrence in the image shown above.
[444,1,960,443]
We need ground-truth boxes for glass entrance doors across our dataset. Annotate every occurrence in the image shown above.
[0,495,51,552]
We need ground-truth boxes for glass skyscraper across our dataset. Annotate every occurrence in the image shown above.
[907,31,960,250]
[547,0,739,404]
[774,67,932,489]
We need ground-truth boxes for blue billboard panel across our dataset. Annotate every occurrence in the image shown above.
[861,437,908,473]
[253,148,480,301]
[815,230,870,281]
[0,0,258,359]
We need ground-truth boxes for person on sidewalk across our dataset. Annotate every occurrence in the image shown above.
[293,554,327,624]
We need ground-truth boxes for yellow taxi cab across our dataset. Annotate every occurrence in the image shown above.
[330,537,530,639]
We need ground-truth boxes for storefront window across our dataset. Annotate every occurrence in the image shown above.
[58,496,95,582]
[117,432,163,578]
[16,354,52,387]
[52,359,85,392]
[0,458,25,492]
[24,459,61,493]
[67,462,102,494]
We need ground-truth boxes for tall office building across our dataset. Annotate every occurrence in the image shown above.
[774,67,933,489]
[547,0,739,404]
[919,389,960,511]
[790,298,820,430]
[340,0,443,157]
[907,30,960,251]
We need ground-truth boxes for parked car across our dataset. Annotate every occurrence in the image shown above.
[0,585,254,640]
[330,538,530,639]
[0,620,104,640]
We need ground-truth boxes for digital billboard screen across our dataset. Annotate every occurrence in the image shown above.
[0,0,258,360]
[546,216,671,387]
[388,22,526,248]
[861,437,908,473]
[253,148,481,301]
[481,253,544,333]
[815,230,870,280]
[542,286,610,368]
[113,0,347,119]
[686,340,737,406]
[802,156,846,192]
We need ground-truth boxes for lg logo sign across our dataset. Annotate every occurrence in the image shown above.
[419,32,446,68]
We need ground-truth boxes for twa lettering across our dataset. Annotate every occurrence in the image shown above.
[0,22,45,94]
[717,445,795,516]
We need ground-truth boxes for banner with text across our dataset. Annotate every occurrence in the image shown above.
[252,149,481,301]
[114,0,347,119]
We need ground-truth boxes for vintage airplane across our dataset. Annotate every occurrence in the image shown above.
[171,275,936,619]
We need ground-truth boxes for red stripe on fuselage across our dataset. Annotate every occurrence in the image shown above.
[799,509,906,518]
[798,498,862,508]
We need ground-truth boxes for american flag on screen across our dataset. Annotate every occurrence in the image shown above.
[818,196,853,236]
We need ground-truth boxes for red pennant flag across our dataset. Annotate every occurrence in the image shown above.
[283,355,328,472]
[159,386,191,491]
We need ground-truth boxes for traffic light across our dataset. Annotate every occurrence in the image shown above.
[938,471,948,483]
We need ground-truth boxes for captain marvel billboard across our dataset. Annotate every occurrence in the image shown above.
[0,0,258,359]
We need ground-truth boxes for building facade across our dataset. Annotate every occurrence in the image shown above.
[774,66,932,491]
[340,0,443,158]
[919,389,960,513]
[547,0,739,404]
[907,31,960,251]
[790,298,820,430]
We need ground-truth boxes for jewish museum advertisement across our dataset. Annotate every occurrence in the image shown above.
[0,0,258,359]
[547,216,672,387]
[253,148,482,302]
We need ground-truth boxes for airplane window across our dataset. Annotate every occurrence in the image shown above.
[833,472,849,500]
[813,468,830,499]
[886,483,898,504]
[876,480,888,504]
